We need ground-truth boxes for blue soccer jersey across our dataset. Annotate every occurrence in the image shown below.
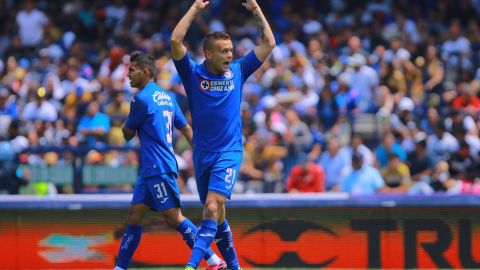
[125,81,188,177]
[173,50,262,152]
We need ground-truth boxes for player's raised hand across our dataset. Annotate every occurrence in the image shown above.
[242,0,259,11]
[193,0,209,10]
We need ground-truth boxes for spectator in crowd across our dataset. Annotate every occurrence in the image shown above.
[422,45,445,95]
[0,87,17,119]
[0,120,29,194]
[0,149,29,194]
[348,53,379,113]
[22,87,57,123]
[59,64,91,101]
[453,126,480,161]
[346,133,373,165]
[442,19,472,82]
[427,121,459,165]
[283,109,312,176]
[76,101,110,147]
[447,141,479,181]
[451,82,480,113]
[340,151,384,195]
[381,153,412,193]
[286,162,324,193]
[319,137,350,191]
[98,46,130,93]
[316,87,339,131]
[374,132,406,168]
[445,108,478,137]
[407,132,434,183]
[390,96,416,140]
[105,90,130,146]
[43,119,70,147]
[0,87,17,137]
[15,0,49,49]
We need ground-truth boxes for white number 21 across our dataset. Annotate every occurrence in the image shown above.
[225,168,236,184]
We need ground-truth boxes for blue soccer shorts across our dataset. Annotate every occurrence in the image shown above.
[131,172,181,211]
[193,150,243,204]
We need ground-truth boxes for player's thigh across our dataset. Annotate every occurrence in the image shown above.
[209,151,242,200]
[144,173,182,212]
[131,175,154,221]
[126,203,150,225]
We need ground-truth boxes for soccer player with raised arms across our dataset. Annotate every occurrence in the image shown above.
[114,51,226,270]
[171,1,275,269]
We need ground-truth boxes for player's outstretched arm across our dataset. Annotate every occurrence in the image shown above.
[243,0,276,62]
[171,0,209,61]
[179,124,194,148]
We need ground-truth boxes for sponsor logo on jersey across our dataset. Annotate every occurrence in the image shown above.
[152,91,173,106]
[200,78,234,92]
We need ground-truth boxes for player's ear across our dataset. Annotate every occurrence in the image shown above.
[142,67,150,77]
[204,50,212,59]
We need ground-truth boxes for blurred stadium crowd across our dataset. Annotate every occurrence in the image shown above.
[0,0,479,195]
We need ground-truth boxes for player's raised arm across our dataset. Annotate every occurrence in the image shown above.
[171,0,209,61]
[243,0,276,62]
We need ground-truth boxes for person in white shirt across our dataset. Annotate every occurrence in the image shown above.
[348,53,378,112]
[346,133,374,165]
[319,137,351,190]
[426,121,459,166]
[15,0,49,47]
[22,87,57,123]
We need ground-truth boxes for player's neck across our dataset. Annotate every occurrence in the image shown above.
[138,80,153,91]
[205,61,222,76]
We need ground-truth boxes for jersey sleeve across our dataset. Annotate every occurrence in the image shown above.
[173,99,188,129]
[125,95,148,131]
[173,52,196,95]
[240,50,263,82]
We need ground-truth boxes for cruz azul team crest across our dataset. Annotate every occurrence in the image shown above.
[200,79,210,90]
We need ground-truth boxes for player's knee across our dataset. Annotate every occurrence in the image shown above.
[126,214,142,225]
[163,215,179,227]
[203,201,219,220]
[126,209,143,225]
[162,209,184,227]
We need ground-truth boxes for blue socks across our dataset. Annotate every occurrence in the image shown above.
[215,219,239,269]
[176,219,216,261]
[116,224,142,269]
[116,220,220,270]
[186,219,217,268]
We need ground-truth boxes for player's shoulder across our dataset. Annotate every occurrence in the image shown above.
[232,56,244,66]
[133,90,148,102]
[131,87,154,106]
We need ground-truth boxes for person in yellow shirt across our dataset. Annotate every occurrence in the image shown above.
[381,153,411,193]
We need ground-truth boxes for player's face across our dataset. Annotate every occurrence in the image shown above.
[128,62,146,88]
[206,39,233,74]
